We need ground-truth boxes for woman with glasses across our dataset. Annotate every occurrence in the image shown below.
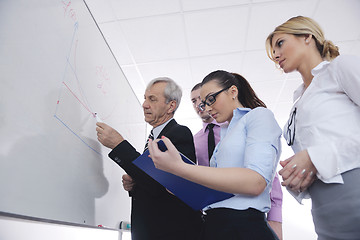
[266,16,360,239]
[148,70,281,240]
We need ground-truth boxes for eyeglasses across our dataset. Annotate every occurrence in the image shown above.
[198,86,230,112]
[286,107,297,146]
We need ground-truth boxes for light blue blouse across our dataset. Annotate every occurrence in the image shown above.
[205,107,282,213]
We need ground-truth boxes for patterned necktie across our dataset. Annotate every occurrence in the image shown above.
[144,129,154,152]
[207,123,215,161]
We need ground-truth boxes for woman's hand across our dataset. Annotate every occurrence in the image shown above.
[148,137,185,175]
[279,150,317,192]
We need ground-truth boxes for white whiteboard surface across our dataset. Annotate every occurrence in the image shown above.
[0,0,145,228]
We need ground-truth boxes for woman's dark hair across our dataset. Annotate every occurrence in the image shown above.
[201,70,266,109]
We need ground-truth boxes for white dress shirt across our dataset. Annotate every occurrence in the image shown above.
[284,55,360,202]
[152,118,173,139]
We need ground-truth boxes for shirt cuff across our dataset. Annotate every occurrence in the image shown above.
[307,146,344,184]
[267,204,282,222]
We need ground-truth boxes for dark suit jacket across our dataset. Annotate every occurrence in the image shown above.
[109,119,202,240]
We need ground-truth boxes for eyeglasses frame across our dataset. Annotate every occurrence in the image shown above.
[198,86,231,112]
[286,107,297,146]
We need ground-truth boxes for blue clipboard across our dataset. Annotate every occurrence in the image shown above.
[133,140,234,210]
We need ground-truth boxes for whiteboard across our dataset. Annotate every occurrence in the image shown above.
[0,0,146,227]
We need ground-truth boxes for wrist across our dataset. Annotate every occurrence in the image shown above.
[172,158,187,176]
[174,160,194,180]
[111,136,124,149]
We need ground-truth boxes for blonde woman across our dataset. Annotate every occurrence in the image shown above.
[266,16,360,239]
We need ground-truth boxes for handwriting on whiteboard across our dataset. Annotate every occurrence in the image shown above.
[62,0,77,22]
[55,0,102,155]
[96,65,111,95]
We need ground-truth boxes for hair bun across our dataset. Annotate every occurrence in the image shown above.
[322,39,339,60]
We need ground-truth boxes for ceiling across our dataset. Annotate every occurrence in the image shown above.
[85,0,360,135]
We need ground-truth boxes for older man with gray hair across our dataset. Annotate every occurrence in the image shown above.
[96,77,202,240]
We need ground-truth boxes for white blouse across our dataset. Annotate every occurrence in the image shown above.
[284,55,360,200]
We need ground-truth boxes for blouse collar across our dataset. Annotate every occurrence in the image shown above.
[293,61,330,101]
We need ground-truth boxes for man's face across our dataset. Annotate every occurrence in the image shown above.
[190,88,211,122]
[142,82,174,127]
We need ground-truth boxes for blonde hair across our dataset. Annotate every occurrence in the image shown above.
[266,16,339,62]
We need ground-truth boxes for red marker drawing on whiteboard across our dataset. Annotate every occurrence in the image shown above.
[94,113,103,123]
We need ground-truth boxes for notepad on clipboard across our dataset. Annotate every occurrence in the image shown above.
[132,140,234,210]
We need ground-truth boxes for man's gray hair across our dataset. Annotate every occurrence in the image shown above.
[146,77,182,113]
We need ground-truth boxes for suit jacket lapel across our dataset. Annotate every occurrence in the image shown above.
[157,119,176,139]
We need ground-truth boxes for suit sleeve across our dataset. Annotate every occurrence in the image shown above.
[108,140,140,176]
[166,125,197,164]
[108,124,197,196]
[109,140,166,194]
